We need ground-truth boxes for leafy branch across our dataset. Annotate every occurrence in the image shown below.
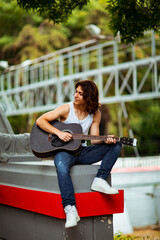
[106,0,160,43]
[15,0,160,43]
[16,0,90,23]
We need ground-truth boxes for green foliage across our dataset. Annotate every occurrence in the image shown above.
[106,0,160,44]
[15,0,160,44]
[84,0,111,35]
[114,228,160,240]
[0,0,110,64]
[0,35,14,53]
[2,23,69,64]
[8,112,43,133]
[17,0,90,24]
[106,99,160,157]
[136,101,160,155]
[0,0,43,37]
[124,100,160,156]
[8,114,29,134]
[63,0,110,44]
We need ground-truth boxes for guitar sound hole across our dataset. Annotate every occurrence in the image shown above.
[51,130,73,147]
[51,136,67,147]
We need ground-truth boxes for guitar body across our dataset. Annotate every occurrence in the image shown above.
[30,120,137,158]
[30,120,83,158]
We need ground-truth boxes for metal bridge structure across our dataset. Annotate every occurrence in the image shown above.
[0,31,160,117]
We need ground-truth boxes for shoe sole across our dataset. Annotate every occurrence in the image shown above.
[65,222,77,228]
[65,215,80,228]
[91,185,119,195]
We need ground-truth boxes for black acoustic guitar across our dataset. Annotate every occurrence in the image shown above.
[30,120,137,158]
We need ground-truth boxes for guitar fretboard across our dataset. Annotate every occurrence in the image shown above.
[72,134,120,141]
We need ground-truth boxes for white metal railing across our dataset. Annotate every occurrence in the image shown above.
[12,155,160,171]
[113,155,160,171]
[0,31,160,116]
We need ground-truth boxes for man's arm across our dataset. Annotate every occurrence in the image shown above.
[36,104,72,142]
[90,110,116,145]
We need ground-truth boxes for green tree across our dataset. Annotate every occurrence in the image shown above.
[63,0,111,45]
[132,100,160,155]
[106,0,160,43]
[16,0,160,43]
[2,23,69,64]
[0,0,43,37]
[17,0,90,24]
[122,100,160,156]
[0,0,44,61]
[0,0,110,64]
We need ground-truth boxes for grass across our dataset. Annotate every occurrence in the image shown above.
[114,226,160,240]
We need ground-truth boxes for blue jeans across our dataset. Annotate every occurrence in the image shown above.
[54,142,122,208]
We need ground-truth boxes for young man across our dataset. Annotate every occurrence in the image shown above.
[36,80,122,228]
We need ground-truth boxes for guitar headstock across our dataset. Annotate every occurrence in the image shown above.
[120,137,137,147]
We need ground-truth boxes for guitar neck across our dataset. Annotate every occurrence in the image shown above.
[72,134,120,142]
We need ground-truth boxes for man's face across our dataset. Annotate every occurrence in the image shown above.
[74,86,86,105]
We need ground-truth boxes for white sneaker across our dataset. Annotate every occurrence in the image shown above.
[64,205,80,228]
[91,177,119,194]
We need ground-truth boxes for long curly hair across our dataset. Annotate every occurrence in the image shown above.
[75,80,100,114]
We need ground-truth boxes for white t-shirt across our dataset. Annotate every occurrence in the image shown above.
[63,102,93,146]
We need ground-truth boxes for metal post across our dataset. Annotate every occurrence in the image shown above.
[114,40,119,97]
[151,31,158,92]
[58,55,63,105]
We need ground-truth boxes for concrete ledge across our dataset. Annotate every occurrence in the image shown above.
[0,161,124,240]
[0,162,104,193]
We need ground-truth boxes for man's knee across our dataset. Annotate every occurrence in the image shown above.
[54,153,70,175]
[56,161,69,176]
